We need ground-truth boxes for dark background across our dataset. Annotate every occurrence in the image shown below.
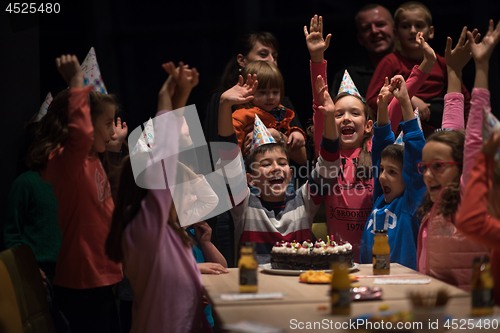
[1,0,499,248]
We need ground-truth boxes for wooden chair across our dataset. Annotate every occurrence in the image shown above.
[0,245,55,333]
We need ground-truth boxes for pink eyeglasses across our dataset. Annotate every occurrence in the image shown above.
[417,161,459,175]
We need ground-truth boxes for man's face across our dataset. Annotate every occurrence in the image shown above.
[356,7,395,59]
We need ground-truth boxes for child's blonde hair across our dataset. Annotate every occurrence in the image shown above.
[241,60,284,106]
[394,1,432,27]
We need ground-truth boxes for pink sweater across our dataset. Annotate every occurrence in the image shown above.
[456,152,500,304]
[42,87,122,289]
[417,89,491,289]
[122,110,206,333]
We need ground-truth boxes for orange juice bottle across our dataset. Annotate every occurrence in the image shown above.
[471,256,494,316]
[330,260,351,315]
[372,230,390,275]
[239,243,258,293]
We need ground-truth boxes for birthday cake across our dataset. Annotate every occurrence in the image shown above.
[270,238,353,270]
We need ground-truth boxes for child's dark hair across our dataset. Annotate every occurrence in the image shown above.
[381,144,404,164]
[105,156,192,263]
[417,129,465,219]
[27,89,118,171]
[241,60,284,107]
[333,93,375,181]
[245,143,289,174]
[394,1,432,27]
[218,31,279,91]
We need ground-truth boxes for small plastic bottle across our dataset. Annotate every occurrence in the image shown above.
[330,259,351,315]
[372,230,390,275]
[471,256,494,316]
[238,243,258,293]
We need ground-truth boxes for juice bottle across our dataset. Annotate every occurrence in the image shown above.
[372,230,390,275]
[471,256,494,316]
[239,243,258,293]
[330,260,351,315]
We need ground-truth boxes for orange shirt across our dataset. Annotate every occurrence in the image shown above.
[42,87,122,289]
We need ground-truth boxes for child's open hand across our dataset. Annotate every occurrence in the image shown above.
[469,19,500,65]
[107,117,128,152]
[445,27,479,73]
[220,74,258,106]
[416,32,436,74]
[315,75,335,116]
[482,130,500,156]
[161,61,200,111]
[197,262,229,275]
[304,14,331,62]
[55,54,84,88]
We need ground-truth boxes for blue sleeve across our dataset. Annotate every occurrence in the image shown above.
[3,177,28,249]
[371,122,395,202]
[401,118,426,212]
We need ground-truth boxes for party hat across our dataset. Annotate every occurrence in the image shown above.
[81,47,108,93]
[35,92,53,122]
[394,107,423,145]
[132,118,155,155]
[337,70,364,102]
[251,114,276,150]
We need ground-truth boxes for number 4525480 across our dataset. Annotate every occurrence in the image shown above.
[6,3,60,14]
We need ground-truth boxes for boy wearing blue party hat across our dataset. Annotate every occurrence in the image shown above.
[217,74,341,263]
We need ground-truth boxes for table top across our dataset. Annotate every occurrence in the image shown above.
[215,297,500,332]
[202,263,499,332]
[202,263,469,307]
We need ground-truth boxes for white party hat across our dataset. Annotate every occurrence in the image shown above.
[35,92,53,122]
[81,47,108,93]
[251,114,276,150]
[394,107,423,145]
[337,70,364,101]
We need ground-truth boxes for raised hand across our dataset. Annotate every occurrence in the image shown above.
[315,75,334,116]
[304,14,332,63]
[377,77,395,107]
[162,61,200,110]
[376,77,394,127]
[107,117,128,152]
[391,75,409,102]
[55,54,84,88]
[416,32,437,74]
[220,74,258,106]
[469,19,500,65]
[445,27,479,73]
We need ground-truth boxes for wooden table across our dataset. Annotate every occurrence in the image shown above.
[202,264,500,332]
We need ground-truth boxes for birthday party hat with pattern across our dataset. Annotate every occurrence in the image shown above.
[132,118,155,155]
[81,47,108,94]
[394,107,423,145]
[35,92,53,122]
[337,70,364,102]
[251,114,276,150]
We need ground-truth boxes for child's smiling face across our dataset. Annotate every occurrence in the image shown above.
[246,148,292,202]
[379,157,405,203]
[421,141,460,202]
[333,95,373,150]
[396,9,434,54]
